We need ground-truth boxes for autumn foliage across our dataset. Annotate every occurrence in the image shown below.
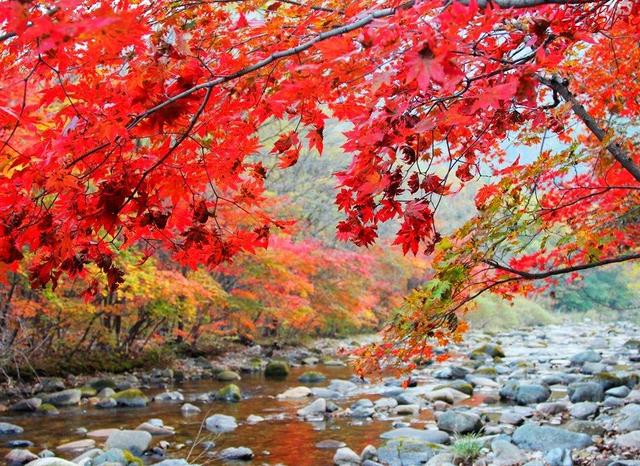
[2,0,640,370]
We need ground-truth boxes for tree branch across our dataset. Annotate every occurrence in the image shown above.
[483,252,640,280]
[539,75,640,183]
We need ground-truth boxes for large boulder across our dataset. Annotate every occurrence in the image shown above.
[205,414,238,433]
[105,430,152,456]
[40,389,81,407]
[436,411,483,434]
[515,384,551,405]
[112,388,148,407]
[512,423,592,451]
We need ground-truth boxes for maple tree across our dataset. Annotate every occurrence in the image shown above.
[2,0,640,370]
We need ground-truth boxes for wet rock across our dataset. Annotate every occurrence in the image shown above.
[97,388,115,398]
[568,382,604,403]
[216,370,241,382]
[581,362,607,375]
[537,402,568,416]
[436,410,483,434]
[37,403,59,416]
[89,378,117,391]
[95,398,117,409]
[361,445,377,461]
[471,343,505,359]
[317,440,347,449]
[265,360,290,378]
[205,414,238,433]
[155,460,193,466]
[23,459,77,466]
[277,386,311,399]
[607,386,631,398]
[40,389,81,407]
[105,430,152,455]
[136,422,174,435]
[604,396,625,408]
[302,356,320,365]
[378,438,435,465]
[380,427,450,445]
[615,430,640,448]
[0,422,24,435]
[8,440,33,448]
[425,453,455,465]
[427,388,470,404]
[70,448,102,465]
[219,446,253,460]
[571,350,601,366]
[569,402,598,419]
[38,378,65,393]
[56,439,96,454]
[500,380,521,401]
[181,403,201,414]
[37,450,55,458]
[491,439,528,466]
[545,448,572,466]
[433,366,470,380]
[328,379,357,395]
[393,404,420,416]
[563,420,606,436]
[92,448,127,465]
[441,380,474,396]
[512,423,592,451]
[350,398,375,418]
[5,449,38,465]
[112,388,148,407]
[154,391,184,402]
[311,387,341,398]
[333,447,360,465]
[515,384,551,405]
[500,410,528,425]
[246,415,264,424]
[216,383,241,402]
[10,398,42,412]
[298,398,327,418]
[298,371,326,383]
[374,397,398,410]
[86,428,119,439]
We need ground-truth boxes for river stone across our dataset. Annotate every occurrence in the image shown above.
[0,422,24,435]
[516,384,551,405]
[615,430,640,448]
[111,388,148,407]
[216,370,241,381]
[39,378,65,393]
[298,371,326,383]
[591,372,625,391]
[378,438,435,465]
[328,379,358,394]
[433,365,470,380]
[350,399,375,418]
[569,402,598,419]
[6,449,38,466]
[92,448,127,465]
[544,448,572,466]
[40,389,81,407]
[442,380,473,396]
[333,447,360,465]
[568,382,604,402]
[380,427,450,445]
[105,430,152,455]
[265,360,290,378]
[10,398,42,412]
[24,459,77,466]
[491,439,527,466]
[581,362,607,374]
[86,429,119,439]
[246,415,264,424]
[8,440,34,448]
[564,420,606,436]
[277,386,311,399]
[216,383,241,402]
[317,440,347,449]
[97,387,115,399]
[436,411,482,434]
[56,439,95,454]
[427,388,469,404]
[537,401,568,416]
[302,356,320,365]
[375,397,398,410]
[500,380,521,401]
[393,404,420,416]
[155,461,193,466]
[95,398,117,409]
[361,445,377,461]
[153,391,183,402]
[512,423,592,451]
[471,343,505,359]
[298,398,327,417]
[607,386,631,398]
[205,414,237,433]
[618,412,640,432]
[180,403,201,414]
[219,447,253,460]
[571,350,601,366]
[70,448,102,466]
[136,422,174,435]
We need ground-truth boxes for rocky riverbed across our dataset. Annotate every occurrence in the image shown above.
[2,320,640,465]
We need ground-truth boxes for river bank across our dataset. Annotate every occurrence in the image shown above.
[2,321,640,465]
